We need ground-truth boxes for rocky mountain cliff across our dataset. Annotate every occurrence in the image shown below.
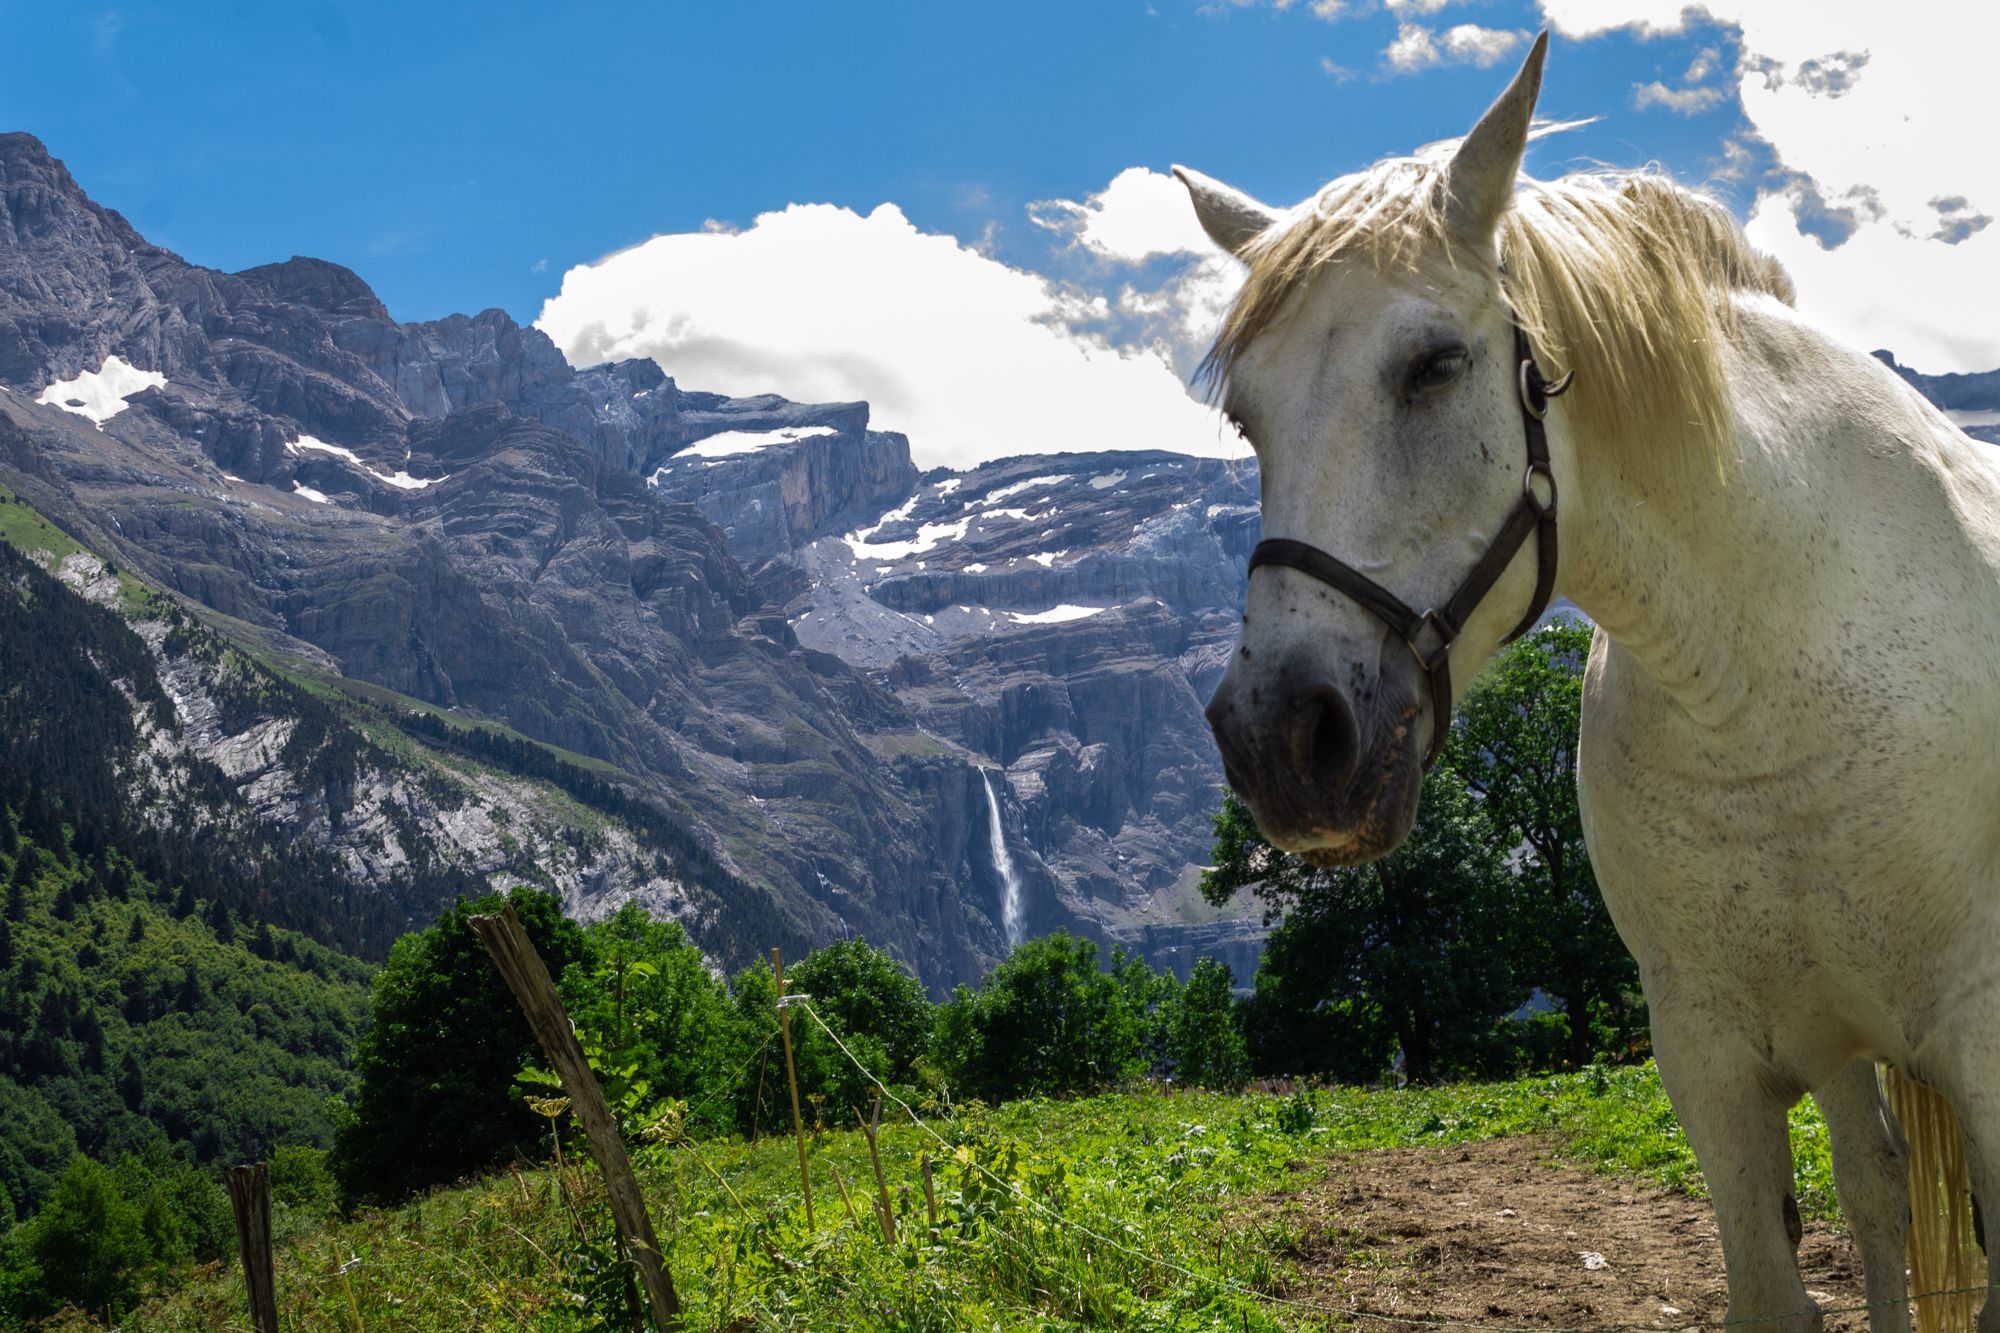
[0,132,1262,989]
[1874,349,2000,444]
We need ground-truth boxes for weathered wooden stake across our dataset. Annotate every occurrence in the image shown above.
[470,904,682,1330]
[920,1152,939,1229]
[772,947,815,1228]
[749,1046,770,1155]
[225,1163,280,1333]
[827,1157,863,1228]
[855,1093,896,1244]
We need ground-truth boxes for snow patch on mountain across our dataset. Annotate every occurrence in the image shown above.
[1005,604,1106,625]
[983,474,1068,504]
[35,357,166,427]
[672,424,840,463]
[288,435,448,490]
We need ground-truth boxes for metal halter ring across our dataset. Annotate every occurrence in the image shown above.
[1523,460,1557,517]
[1518,359,1575,420]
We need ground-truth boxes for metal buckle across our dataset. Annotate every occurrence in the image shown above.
[1407,609,1454,673]
[1523,460,1557,516]
[1518,358,1548,420]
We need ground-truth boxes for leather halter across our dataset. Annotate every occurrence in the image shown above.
[1246,324,1573,770]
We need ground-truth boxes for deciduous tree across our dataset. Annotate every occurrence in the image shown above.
[1203,773,1523,1083]
[1165,957,1248,1090]
[1448,621,1643,1067]
[334,886,584,1204]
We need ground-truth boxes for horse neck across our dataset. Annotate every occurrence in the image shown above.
[1555,295,1984,733]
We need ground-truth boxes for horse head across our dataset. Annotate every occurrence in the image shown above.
[1185,34,1569,864]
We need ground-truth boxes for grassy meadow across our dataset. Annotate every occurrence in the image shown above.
[125,1063,1834,1332]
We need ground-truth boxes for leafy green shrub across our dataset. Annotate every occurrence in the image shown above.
[1208,772,1522,1083]
[334,887,585,1204]
[558,903,748,1135]
[0,1154,152,1324]
[269,1143,339,1242]
[1448,621,1645,1067]
[933,932,1167,1102]
[1165,958,1248,1091]
[111,1141,231,1269]
[728,938,933,1133]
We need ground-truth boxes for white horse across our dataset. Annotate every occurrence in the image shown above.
[1184,33,1995,1333]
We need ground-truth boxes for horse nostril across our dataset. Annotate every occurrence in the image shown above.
[1292,686,1358,792]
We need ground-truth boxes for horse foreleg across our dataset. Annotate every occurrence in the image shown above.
[1816,1059,1914,1333]
[1655,1023,1821,1331]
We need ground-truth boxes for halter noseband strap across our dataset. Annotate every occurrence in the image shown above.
[1246,324,1572,771]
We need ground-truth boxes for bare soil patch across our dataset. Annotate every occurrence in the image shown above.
[1239,1136,1869,1330]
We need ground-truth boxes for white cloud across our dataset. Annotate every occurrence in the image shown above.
[1744,193,2000,372]
[1443,23,1531,66]
[1116,252,1249,381]
[1025,167,1249,380]
[1537,0,2000,371]
[1535,1,1711,38]
[1202,0,1361,18]
[535,198,1237,470]
[1029,167,1217,263]
[1631,79,1727,114]
[1386,22,1530,72]
[1385,23,1437,70]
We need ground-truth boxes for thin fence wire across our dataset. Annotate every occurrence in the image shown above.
[677,1025,781,1132]
[789,997,1992,1333]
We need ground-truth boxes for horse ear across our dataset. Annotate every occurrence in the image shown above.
[1446,29,1549,243]
[1172,165,1279,258]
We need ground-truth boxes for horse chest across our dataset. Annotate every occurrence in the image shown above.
[1577,655,1990,1062]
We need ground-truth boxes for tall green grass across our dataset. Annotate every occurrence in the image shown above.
[122,1063,1835,1332]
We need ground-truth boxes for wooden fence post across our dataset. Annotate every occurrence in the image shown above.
[921,1152,939,1229]
[225,1163,280,1333]
[469,904,682,1330]
[772,947,815,1228]
[855,1094,896,1244]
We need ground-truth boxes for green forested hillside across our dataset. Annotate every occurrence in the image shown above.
[0,813,371,1225]
[0,516,482,959]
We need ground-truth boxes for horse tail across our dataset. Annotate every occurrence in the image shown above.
[1885,1065,1983,1333]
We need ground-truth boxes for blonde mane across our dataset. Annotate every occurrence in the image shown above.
[1203,151,1796,475]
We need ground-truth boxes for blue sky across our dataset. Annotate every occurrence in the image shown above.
[3,2,1992,466]
[0,1,1735,321]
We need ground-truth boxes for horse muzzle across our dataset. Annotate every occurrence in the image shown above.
[1205,647,1425,864]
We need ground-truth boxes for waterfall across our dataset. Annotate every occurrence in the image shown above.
[980,769,1025,948]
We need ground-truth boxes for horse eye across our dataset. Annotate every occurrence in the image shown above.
[1406,348,1469,393]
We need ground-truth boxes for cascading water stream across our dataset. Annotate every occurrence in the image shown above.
[980,769,1026,948]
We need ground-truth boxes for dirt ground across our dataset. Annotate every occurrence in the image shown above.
[1238,1137,1873,1331]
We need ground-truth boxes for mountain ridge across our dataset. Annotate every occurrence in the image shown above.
[1,130,1265,990]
